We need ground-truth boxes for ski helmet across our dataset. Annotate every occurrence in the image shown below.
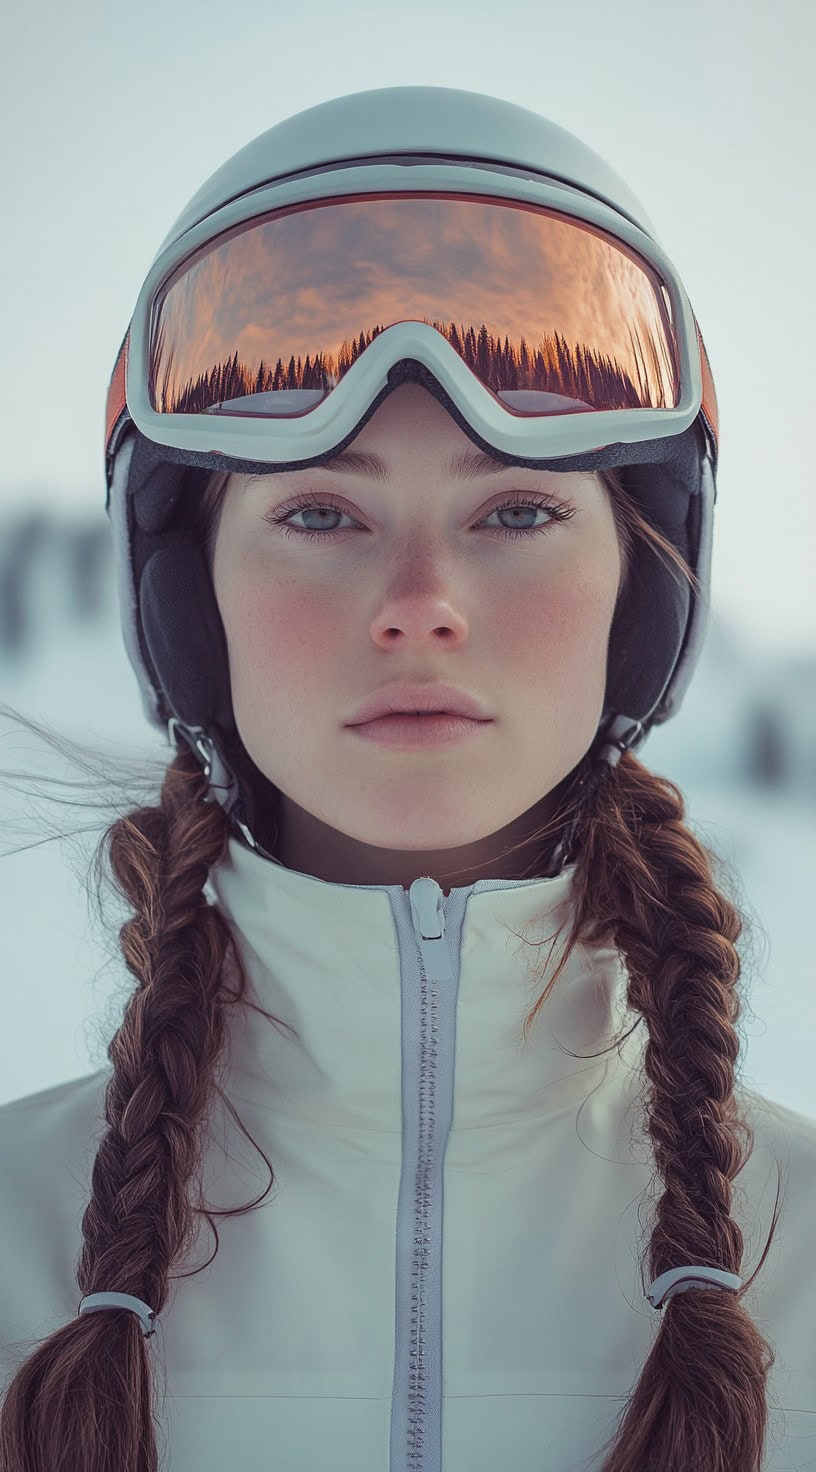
[104,85,718,862]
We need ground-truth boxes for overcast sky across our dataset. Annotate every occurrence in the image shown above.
[1,0,813,656]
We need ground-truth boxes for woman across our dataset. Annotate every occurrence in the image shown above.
[1,85,814,1472]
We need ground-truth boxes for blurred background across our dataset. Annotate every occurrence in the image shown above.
[0,0,813,1113]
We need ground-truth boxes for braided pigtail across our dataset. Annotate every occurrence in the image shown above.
[520,748,784,1472]
[0,742,282,1472]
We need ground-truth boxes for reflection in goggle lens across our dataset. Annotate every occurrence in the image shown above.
[149,193,679,418]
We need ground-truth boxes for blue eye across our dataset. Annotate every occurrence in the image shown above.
[265,491,576,542]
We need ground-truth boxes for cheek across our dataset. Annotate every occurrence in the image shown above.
[222,575,347,706]
[498,564,615,684]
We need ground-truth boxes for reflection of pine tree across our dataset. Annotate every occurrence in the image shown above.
[149,321,168,411]
[502,335,518,391]
[464,327,477,370]
[161,313,668,413]
[476,325,491,382]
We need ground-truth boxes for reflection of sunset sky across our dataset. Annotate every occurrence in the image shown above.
[156,195,676,404]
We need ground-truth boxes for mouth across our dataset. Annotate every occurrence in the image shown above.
[345,684,492,727]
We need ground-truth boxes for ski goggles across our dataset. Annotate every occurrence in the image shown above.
[106,168,718,471]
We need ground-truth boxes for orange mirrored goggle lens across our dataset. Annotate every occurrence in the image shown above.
[148,191,681,420]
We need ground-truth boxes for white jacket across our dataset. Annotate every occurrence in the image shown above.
[2,834,815,1470]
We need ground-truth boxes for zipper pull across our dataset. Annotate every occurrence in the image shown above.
[408,877,453,981]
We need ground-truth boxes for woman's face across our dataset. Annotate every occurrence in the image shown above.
[211,382,622,892]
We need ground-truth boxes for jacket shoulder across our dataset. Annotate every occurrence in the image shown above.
[736,1084,816,1227]
[0,1069,111,1157]
[0,1068,112,1235]
[738,1085,816,1159]
[734,1086,816,1415]
[0,1071,113,1375]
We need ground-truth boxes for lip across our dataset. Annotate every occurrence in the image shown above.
[347,713,491,748]
[345,682,492,726]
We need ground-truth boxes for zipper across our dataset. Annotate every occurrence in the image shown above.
[399,878,453,1470]
[409,878,454,983]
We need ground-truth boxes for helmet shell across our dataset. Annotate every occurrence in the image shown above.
[156,85,661,256]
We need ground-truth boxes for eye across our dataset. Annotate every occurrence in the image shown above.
[264,490,576,542]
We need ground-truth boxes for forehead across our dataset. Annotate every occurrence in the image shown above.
[238,448,597,496]
[264,447,532,483]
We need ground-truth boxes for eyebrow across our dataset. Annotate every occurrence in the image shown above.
[306,447,514,481]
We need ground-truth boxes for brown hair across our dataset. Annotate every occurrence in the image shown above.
[0,464,783,1472]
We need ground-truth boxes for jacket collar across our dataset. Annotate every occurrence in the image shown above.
[206,835,642,1133]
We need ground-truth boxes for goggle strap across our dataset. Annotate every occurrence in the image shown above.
[694,316,719,458]
[106,330,129,462]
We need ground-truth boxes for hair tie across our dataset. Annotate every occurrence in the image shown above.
[77,1292,158,1338]
[646,1266,743,1310]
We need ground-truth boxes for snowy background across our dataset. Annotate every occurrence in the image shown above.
[1,0,814,1115]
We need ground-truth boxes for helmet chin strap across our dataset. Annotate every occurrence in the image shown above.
[543,714,645,876]
[167,712,645,877]
[165,719,279,861]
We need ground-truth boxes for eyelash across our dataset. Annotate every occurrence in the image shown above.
[265,490,577,543]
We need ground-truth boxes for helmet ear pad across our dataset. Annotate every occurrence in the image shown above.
[139,532,237,738]
[127,453,236,737]
[603,461,693,726]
